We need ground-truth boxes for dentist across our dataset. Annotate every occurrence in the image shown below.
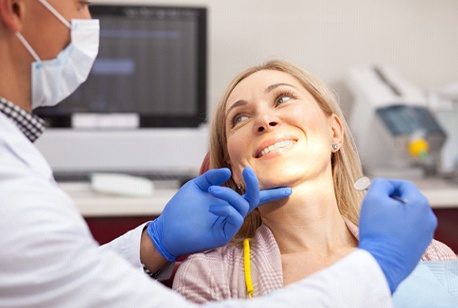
[0,0,437,307]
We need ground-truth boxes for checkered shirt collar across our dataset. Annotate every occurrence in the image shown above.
[0,97,45,143]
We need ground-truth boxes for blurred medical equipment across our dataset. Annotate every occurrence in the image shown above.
[429,81,458,178]
[346,66,447,178]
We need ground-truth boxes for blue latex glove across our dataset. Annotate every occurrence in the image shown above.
[147,167,292,262]
[358,178,437,294]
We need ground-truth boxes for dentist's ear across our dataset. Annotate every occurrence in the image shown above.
[0,0,25,32]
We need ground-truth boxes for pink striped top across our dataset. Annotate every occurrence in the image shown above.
[172,220,457,304]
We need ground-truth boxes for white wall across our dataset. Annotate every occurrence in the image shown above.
[92,0,458,115]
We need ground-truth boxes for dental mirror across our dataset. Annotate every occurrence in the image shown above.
[354,176,371,191]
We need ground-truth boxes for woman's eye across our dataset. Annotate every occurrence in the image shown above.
[232,114,249,126]
[277,95,292,105]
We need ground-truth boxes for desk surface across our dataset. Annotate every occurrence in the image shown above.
[60,177,458,217]
[60,182,176,217]
[415,178,458,209]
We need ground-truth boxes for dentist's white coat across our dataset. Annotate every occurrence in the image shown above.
[0,113,391,307]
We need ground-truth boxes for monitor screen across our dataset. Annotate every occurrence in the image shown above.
[34,5,207,128]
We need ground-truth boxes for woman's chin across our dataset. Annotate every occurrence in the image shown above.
[259,174,307,191]
[259,179,291,191]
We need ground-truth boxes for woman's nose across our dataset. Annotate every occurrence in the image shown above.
[255,113,280,133]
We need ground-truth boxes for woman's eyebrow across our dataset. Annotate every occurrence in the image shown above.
[225,100,247,117]
[264,82,297,93]
[226,83,298,116]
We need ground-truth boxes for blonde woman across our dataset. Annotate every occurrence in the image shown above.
[173,59,456,303]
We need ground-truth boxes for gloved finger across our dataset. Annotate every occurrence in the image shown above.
[388,179,426,202]
[209,204,244,238]
[387,179,435,226]
[193,168,232,192]
[209,203,244,225]
[241,167,260,210]
[366,178,399,205]
[243,166,292,212]
[208,185,250,216]
[258,187,292,206]
[370,178,423,204]
[367,178,394,195]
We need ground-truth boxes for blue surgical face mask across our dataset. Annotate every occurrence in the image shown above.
[15,0,99,109]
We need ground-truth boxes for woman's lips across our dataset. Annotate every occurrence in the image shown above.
[255,138,297,158]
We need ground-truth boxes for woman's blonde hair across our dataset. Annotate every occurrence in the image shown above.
[209,59,364,242]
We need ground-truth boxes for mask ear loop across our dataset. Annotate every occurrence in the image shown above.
[37,0,71,28]
[15,0,72,62]
[15,33,41,62]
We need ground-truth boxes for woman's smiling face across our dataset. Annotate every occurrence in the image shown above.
[224,69,343,189]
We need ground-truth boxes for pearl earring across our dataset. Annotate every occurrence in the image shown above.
[332,143,338,150]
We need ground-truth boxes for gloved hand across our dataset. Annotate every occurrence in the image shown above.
[358,178,437,294]
[147,167,292,262]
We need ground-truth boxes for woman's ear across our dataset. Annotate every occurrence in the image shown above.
[226,161,243,187]
[330,114,344,148]
[0,0,24,32]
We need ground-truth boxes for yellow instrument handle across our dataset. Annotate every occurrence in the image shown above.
[243,238,254,298]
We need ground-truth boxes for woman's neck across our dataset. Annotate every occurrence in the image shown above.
[260,179,358,286]
[260,178,357,255]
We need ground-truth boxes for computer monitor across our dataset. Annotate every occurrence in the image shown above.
[36,4,207,128]
[34,4,208,181]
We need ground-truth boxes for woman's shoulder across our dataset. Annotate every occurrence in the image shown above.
[172,243,245,303]
[251,224,282,257]
[421,239,457,261]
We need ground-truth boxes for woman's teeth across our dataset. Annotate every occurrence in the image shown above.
[260,140,295,157]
